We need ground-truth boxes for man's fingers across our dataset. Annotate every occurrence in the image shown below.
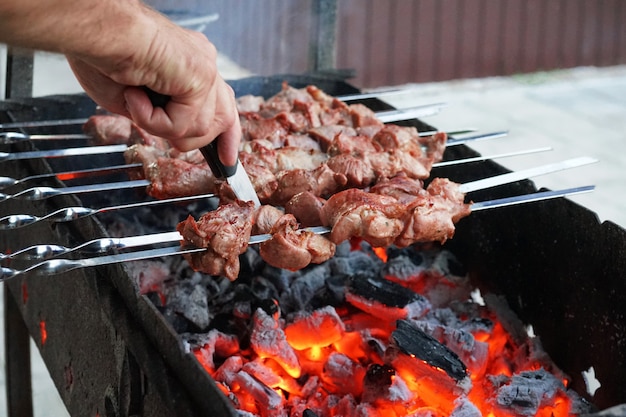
[215,117,242,167]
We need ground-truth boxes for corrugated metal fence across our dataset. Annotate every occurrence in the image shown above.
[205,0,626,88]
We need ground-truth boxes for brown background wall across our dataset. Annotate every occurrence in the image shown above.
[205,0,626,88]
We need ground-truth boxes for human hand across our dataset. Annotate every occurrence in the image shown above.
[65,6,240,166]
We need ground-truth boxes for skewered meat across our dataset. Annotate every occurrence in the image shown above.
[320,176,471,248]
[177,203,335,278]
[394,178,471,247]
[117,83,448,205]
[284,191,325,228]
[177,174,470,278]
[83,113,133,145]
[259,214,335,270]
[124,144,217,200]
[177,200,256,280]
[319,189,406,247]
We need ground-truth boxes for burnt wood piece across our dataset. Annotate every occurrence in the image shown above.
[347,274,427,308]
[391,319,468,382]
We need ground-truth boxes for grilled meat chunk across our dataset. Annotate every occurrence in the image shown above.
[320,189,406,247]
[83,114,133,145]
[124,144,216,200]
[395,178,471,246]
[259,214,335,270]
[177,200,256,281]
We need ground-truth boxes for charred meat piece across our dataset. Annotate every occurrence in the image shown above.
[259,214,335,271]
[177,200,256,281]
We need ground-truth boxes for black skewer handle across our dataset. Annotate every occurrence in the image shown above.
[142,86,236,179]
[142,87,170,108]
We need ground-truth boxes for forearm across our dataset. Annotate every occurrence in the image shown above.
[0,0,155,62]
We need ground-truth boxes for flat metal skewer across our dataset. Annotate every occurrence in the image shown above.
[0,179,151,202]
[0,139,534,204]
[0,128,501,164]
[0,193,216,230]
[0,163,142,190]
[0,184,595,280]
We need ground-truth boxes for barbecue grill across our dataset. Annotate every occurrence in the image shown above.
[1,74,625,417]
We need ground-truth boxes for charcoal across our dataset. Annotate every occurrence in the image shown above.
[329,249,380,279]
[431,250,466,278]
[284,306,345,350]
[411,319,489,377]
[327,256,353,277]
[333,240,352,257]
[324,275,347,304]
[362,363,413,405]
[348,250,384,274]
[185,330,240,371]
[156,306,198,333]
[364,364,394,386]
[347,274,427,309]
[165,281,211,330]
[321,352,366,396]
[250,308,302,379]
[250,276,280,302]
[459,317,494,334]
[391,320,467,382]
[262,263,302,283]
[286,264,330,311]
[233,370,284,411]
[303,409,319,417]
[381,254,427,282]
[492,368,565,415]
[145,291,165,308]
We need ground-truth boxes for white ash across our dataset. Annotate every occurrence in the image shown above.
[450,397,482,417]
[493,369,565,415]
[233,370,284,411]
[321,352,366,396]
[286,264,332,311]
[124,260,171,294]
[165,281,211,330]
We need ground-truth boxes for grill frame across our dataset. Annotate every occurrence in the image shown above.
[0,75,624,415]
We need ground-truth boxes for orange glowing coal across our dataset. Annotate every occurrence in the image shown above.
[39,320,48,345]
[190,248,580,417]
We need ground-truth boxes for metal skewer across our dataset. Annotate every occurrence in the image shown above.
[0,100,446,132]
[0,137,527,204]
[0,128,500,164]
[0,146,552,228]
[0,193,216,231]
[0,179,151,202]
[0,183,595,280]
[0,163,142,190]
[0,132,92,144]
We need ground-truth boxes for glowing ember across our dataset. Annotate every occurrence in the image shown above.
[39,320,47,345]
[22,282,28,304]
[180,244,584,417]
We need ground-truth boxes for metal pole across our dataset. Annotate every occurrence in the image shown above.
[310,0,338,72]
[4,287,34,417]
[5,46,34,99]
